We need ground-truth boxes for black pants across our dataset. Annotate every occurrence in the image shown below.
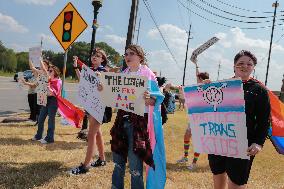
[28,93,41,121]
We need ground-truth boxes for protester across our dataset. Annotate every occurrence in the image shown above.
[69,48,112,175]
[208,50,270,189]
[177,64,209,170]
[109,44,165,189]
[20,75,40,122]
[164,83,176,113]
[31,60,62,144]
[178,86,185,110]
[157,76,168,125]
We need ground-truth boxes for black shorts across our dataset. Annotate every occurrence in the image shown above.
[208,154,254,185]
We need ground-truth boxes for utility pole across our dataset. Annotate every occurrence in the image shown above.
[123,0,139,70]
[136,18,141,45]
[89,0,103,67]
[217,60,221,80]
[265,1,279,86]
[182,24,192,86]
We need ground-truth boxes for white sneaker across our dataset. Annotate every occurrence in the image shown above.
[176,157,188,163]
[31,136,41,141]
[188,163,197,170]
[40,139,48,144]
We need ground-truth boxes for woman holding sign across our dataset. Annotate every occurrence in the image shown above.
[69,48,112,175]
[110,45,165,189]
[208,50,270,189]
[32,60,62,144]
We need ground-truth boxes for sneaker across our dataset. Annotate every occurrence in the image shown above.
[176,157,188,163]
[68,163,89,175]
[31,136,41,141]
[40,138,53,144]
[90,158,106,167]
[77,129,88,141]
[188,163,197,170]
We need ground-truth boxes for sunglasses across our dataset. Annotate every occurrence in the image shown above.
[48,69,54,73]
[124,52,136,57]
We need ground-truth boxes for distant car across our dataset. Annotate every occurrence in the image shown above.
[14,70,34,82]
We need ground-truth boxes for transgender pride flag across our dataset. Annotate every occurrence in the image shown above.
[184,79,249,160]
[184,79,245,114]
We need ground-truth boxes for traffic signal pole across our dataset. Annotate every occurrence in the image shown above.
[89,0,103,67]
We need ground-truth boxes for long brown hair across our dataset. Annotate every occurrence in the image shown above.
[49,64,61,78]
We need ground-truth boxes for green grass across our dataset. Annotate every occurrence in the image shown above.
[0,71,14,77]
[0,111,283,189]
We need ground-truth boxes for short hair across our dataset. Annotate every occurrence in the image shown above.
[234,50,257,65]
[156,76,167,87]
[92,48,108,67]
[49,64,61,78]
[126,44,147,65]
[197,72,209,80]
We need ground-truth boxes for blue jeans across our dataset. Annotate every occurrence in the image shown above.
[34,96,58,142]
[112,120,144,189]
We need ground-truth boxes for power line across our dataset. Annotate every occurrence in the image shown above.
[197,0,281,19]
[213,0,274,14]
[177,0,284,29]
[142,0,182,70]
[188,0,283,24]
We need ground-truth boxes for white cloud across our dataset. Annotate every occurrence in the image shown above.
[147,24,187,52]
[104,34,126,54]
[0,12,28,33]
[6,43,29,52]
[14,0,57,6]
[39,33,58,46]
[146,25,284,90]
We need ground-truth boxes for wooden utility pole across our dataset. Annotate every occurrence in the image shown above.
[265,1,279,86]
[182,24,192,86]
[123,0,139,70]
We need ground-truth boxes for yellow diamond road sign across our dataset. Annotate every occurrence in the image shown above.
[50,2,88,51]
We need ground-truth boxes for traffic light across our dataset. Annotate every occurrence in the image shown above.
[62,11,73,42]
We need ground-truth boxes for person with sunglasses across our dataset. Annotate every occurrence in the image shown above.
[109,45,165,189]
[31,60,62,144]
[69,48,112,175]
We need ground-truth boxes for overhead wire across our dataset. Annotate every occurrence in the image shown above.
[142,0,183,70]
[188,0,283,24]
[176,0,284,29]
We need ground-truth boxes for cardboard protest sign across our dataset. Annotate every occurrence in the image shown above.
[29,46,42,68]
[190,37,219,63]
[36,74,48,106]
[78,65,105,124]
[100,72,147,116]
[184,79,249,159]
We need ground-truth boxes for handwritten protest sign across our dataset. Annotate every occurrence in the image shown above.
[184,79,249,159]
[29,46,42,68]
[36,74,48,106]
[78,65,105,124]
[100,72,147,116]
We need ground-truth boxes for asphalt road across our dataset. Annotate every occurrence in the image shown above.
[0,76,79,117]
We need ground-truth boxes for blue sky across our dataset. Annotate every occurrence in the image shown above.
[1,0,284,90]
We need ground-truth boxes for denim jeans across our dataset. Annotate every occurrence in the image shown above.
[112,120,144,189]
[34,96,58,142]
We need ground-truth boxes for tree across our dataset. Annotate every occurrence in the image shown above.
[16,52,29,71]
[2,49,17,72]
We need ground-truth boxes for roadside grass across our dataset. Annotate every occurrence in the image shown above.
[0,111,283,189]
[0,71,14,77]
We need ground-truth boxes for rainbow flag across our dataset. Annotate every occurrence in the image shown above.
[268,90,284,137]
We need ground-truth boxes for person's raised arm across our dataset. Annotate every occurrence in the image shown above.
[40,58,48,76]
[29,60,40,77]
[73,56,81,81]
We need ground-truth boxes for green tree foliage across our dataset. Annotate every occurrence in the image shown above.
[16,52,29,71]
[0,40,122,77]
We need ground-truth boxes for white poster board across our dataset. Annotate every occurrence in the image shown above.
[190,37,219,62]
[100,72,147,116]
[29,46,42,68]
[78,65,105,124]
[184,79,249,159]
[36,74,48,106]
